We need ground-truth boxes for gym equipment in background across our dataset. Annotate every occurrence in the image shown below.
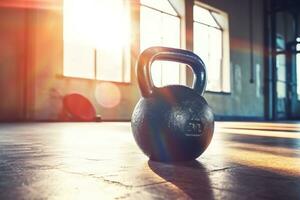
[60,93,101,122]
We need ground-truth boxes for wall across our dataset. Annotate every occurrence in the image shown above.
[0,8,26,121]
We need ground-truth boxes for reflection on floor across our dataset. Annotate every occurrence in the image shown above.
[0,122,299,199]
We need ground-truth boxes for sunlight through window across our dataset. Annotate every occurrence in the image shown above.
[140,0,182,87]
[193,4,230,92]
[63,0,131,82]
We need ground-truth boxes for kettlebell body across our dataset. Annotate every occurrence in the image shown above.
[132,47,214,162]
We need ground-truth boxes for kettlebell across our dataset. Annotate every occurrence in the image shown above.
[131,47,214,162]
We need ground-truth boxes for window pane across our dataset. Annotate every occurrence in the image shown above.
[207,58,222,91]
[161,13,180,85]
[140,6,162,51]
[276,35,285,51]
[161,61,180,86]
[151,62,163,86]
[209,28,222,59]
[277,81,286,98]
[63,0,130,82]
[141,0,177,16]
[140,6,163,86]
[194,23,222,91]
[123,46,131,82]
[63,43,95,79]
[194,23,209,64]
[193,5,219,28]
[63,0,97,45]
[276,54,286,82]
[207,28,222,91]
[140,4,181,87]
[194,4,225,92]
[162,13,180,48]
[96,48,123,82]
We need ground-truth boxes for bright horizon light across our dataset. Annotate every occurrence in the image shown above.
[63,0,131,81]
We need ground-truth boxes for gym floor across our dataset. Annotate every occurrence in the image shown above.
[0,122,299,199]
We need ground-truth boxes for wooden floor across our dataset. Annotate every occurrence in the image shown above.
[0,122,299,200]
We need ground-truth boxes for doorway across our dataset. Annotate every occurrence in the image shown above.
[286,39,300,119]
[265,0,300,120]
[273,38,300,120]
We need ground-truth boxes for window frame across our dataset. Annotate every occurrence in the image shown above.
[193,2,230,93]
[139,0,186,87]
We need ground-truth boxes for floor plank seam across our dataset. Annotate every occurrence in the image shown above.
[58,169,134,189]
[208,166,236,173]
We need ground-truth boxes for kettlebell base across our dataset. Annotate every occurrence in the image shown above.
[149,155,198,163]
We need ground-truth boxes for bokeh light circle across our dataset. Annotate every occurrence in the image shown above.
[95,82,121,108]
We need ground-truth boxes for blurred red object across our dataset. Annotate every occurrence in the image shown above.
[60,93,98,122]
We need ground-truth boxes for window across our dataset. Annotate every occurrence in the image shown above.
[140,0,184,87]
[63,0,131,82]
[276,54,286,98]
[193,3,230,92]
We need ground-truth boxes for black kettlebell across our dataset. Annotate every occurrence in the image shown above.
[131,47,214,162]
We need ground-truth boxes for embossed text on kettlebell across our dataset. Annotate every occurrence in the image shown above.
[185,119,203,136]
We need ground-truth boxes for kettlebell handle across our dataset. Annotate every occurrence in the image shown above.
[137,46,207,97]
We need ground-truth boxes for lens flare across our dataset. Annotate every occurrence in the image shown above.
[95,82,121,108]
[0,0,61,10]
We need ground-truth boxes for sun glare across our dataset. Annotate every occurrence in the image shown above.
[64,0,130,49]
